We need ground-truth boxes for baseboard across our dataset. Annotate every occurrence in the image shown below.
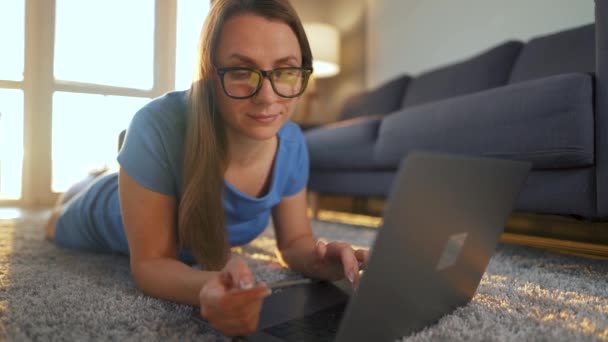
[307,193,608,259]
[500,232,608,260]
[308,208,382,228]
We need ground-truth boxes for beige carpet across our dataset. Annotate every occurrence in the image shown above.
[0,210,607,341]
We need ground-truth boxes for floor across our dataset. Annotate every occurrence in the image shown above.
[2,206,608,341]
[3,206,608,260]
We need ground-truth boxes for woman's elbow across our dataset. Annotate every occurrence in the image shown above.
[129,258,156,295]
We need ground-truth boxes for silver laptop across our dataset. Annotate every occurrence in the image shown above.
[243,151,529,341]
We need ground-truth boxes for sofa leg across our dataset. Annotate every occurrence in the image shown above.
[353,197,368,214]
[308,192,320,219]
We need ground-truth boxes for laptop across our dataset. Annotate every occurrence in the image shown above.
[223,151,530,341]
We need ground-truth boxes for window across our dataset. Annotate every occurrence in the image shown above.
[0,1,25,81]
[49,0,209,194]
[0,90,24,200]
[0,0,210,205]
[0,0,25,200]
[54,0,155,89]
[176,0,211,90]
[51,93,150,192]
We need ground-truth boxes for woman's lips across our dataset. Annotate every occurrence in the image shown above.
[248,114,279,124]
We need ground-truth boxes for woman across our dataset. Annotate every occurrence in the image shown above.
[45,0,368,337]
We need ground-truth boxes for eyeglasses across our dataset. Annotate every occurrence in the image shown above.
[215,67,313,99]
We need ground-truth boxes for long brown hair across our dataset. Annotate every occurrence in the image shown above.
[179,0,313,270]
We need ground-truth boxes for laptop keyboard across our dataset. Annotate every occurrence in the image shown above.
[263,303,346,342]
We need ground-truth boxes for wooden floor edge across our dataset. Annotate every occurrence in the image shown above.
[500,232,608,259]
[311,209,608,259]
[310,209,383,228]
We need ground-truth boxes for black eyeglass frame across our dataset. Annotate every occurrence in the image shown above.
[214,66,313,99]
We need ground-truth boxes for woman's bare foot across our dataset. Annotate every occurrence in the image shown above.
[44,167,112,242]
[45,206,63,241]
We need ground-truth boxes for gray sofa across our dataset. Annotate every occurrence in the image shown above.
[305,0,607,221]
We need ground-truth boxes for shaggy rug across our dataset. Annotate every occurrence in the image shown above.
[0,209,606,341]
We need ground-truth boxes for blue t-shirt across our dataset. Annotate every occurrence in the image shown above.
[54,90,309,263]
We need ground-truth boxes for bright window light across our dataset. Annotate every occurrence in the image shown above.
[0,0,25,81]
[0,90,24,200]
[175,0,210,90]
[54,0,155,89]
[52,92,150,192]
[0,1,213,200]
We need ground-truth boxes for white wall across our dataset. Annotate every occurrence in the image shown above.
[366,0,595,88]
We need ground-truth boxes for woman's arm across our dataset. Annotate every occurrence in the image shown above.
[118,168,217,306]
[272,188,369,286]
[120,168,269,336]
[271,188,318,276]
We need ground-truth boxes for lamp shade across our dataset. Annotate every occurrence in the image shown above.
[304,22,341,78]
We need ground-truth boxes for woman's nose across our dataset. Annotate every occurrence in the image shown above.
[253,77,279,104]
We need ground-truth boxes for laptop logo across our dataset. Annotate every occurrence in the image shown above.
[436,232,468,271]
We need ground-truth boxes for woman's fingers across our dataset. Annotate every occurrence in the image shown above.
[210,306,263,336]
[204,280,269,317]
[224,256,255,290]
[212,294,265,334]
[321,241,359,286]
[225,284,270,303]
[315,239,327,259]
[199,280,226,319]
[321,242,371,287]
[206,306,263,336]
[201,283,269,335]
[337,245,360,287]
[199,255,271,336]
[215,285,269,316]
[355,249,370,268]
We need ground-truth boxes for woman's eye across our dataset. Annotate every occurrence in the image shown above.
[229,71,251,80]
[276,70,299,82]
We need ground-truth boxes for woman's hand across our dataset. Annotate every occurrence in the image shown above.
[198,256,270,336]
[314,240,370,288]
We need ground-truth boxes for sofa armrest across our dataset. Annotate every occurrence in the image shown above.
[307,115,384,131]
[595,0,608,217]
[305,115,384,170]
[337,75,410,121]
[374,73,594,170]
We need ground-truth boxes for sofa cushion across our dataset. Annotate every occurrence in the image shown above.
[308,170,396,197]
[305,116,382,170]
[339,75,411,120]
[516,168,595,218]
[375,73,594,170]
[509,24,595,83]
[401,41,523,108]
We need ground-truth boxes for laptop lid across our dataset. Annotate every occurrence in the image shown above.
[334,151,531,342]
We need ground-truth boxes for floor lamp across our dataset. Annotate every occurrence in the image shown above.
[300,22,341,124]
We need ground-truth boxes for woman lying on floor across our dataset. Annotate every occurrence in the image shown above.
[44,0,368,337]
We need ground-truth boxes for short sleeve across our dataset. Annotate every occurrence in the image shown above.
[117,107,176,196]
[283,124,310,196]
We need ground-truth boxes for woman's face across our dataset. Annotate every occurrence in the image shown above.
[213,14,303,142]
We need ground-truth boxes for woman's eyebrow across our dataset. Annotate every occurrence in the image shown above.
[226,54,256,65]
[274,55,299,65]
[225,53,300,66]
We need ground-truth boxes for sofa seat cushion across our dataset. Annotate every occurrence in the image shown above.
[305,116,382,170]
[375,73,594,169]
[402,41,523,108]
[308,170,396,197]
